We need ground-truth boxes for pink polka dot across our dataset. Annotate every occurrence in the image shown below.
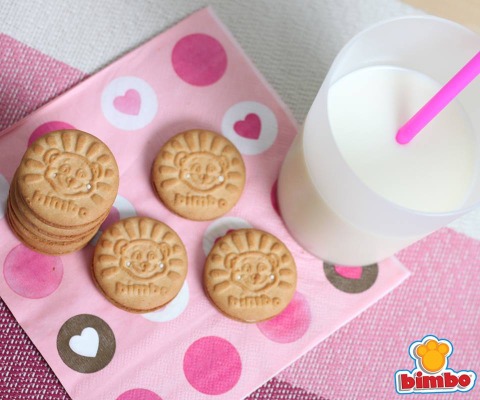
[257,292,311,343]
[172,34,227,86]
[100,206,120,231]
[29,121,75,146]
[116,389,162,400]
[3,244,63,299]
[183,336,241,395]
[271,179,280,215]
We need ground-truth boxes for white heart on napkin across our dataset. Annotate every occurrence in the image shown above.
[69,327,99,358]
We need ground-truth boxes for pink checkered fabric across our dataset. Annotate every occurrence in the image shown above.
[276,228,480,399]
[0,34,85,132]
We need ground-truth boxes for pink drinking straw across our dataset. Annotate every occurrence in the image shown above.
[396,51,480,145]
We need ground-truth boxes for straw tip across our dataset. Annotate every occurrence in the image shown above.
[395,128,412,145]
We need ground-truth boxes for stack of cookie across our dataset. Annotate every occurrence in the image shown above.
[7,129,119,255]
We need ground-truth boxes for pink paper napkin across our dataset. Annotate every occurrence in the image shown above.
[0,8,409,399]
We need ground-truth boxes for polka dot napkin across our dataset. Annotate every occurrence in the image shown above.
[0,8,409,399]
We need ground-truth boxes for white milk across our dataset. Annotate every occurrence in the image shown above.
[328,66,476,213]
[278,66,477,265]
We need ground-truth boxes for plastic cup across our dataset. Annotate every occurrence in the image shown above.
[278,16,480,265]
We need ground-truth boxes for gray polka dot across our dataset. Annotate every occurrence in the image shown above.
[323,263,378,293]
[57,314,115,373]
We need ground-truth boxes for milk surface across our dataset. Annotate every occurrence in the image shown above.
[328,66,477,213]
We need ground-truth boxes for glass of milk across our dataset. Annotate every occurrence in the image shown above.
[278,16,480,265]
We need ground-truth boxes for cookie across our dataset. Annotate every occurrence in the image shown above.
[12,176,106,240]
[152,129,245,221]
[17,129,119,227]
[203,228,297,322]
[7,201,90,255]
[92,217,188,313]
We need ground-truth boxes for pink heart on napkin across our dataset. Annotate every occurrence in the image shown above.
[334,265,363,280]
[234,113,261,139]
[113,89,141,115]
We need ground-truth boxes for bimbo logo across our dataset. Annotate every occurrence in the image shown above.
[395,335,476,394]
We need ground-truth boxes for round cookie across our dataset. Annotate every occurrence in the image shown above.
[92,217,188,313]
[17,129,119,227]
[152,129,246,221]
[203,228,297,323]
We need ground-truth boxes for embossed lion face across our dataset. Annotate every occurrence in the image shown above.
[44,150,101,196]
[175,151,228,192]
[115,239,171,280]
[225,251,279,293]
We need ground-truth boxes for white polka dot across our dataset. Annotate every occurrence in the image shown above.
[202,217,252,255]
[222,101,278,155]
[111,195,137,219]
[0,174,9,220]
[143,281,189,322]
[101,76,158,131]
[448,208,480,240]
